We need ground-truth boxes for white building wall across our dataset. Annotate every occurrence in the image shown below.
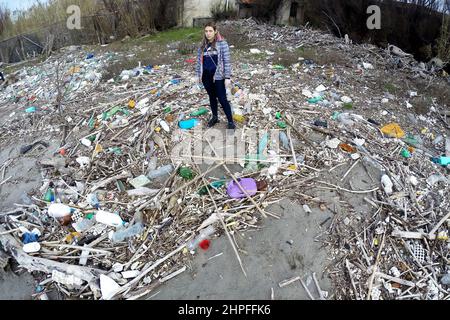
[276,0,292,25]
[183,0,238,26]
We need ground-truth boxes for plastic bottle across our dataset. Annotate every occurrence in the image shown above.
[72,218,95,233]
[95,210,124,227]
[432,156,450,166]
[187,225,215,251]
[110,222,145,242]
[433,135,444,145]
[308,96,323,104]
[43,187,55,202]
[160,120,170,132]
[362,156,385,173]
[148,156,158,171]
[258,133,269,155]
[179,167,195,180]
[190,107,209,116]
[381,175,393,195]
[87,193,100,209]
[48,203,74,218]
[147,164,174,179]
[441,274,450,286]
[277,121,287,129]
[179,118,199,129]
[426,173,448,186]
[279,131,289,149]
[335,113,354,126]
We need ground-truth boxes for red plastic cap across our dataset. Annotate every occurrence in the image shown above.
[199,239,210,250]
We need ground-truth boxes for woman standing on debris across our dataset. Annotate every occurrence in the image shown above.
[196,22,235,130]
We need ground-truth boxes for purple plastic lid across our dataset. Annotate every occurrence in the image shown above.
[226,178,257,199]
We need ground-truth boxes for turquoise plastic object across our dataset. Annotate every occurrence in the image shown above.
[179,118,199,129]
[258,133,269,154]
[432,156,450,166]
[308,96,323,104]
[25,106,36,113]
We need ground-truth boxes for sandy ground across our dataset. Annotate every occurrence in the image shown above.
[0,117,381,300]
[0,137,60,299]
[0,128,337,300]
[149,198,333,300]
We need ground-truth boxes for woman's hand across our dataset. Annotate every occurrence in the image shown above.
[225,79,231,88]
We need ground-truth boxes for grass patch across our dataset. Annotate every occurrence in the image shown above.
[384,82,398,94]
[295,46,346,66]
[296,46,318,59]
[144,27,203,44]
[413,96,433,115]
[4,55,46,74]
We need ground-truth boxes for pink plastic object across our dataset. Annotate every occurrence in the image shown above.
[226,178,257,199]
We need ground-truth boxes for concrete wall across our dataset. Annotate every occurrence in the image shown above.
[183,0,238,26]
[275,0,304,26]
[183,0,216,27]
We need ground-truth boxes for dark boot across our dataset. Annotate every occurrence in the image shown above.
[207,116,219,128]
[227,122,236,130]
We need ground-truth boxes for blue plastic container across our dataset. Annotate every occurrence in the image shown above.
[179,118,199,130]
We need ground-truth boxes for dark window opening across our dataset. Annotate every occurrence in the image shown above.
[290,2,298,18]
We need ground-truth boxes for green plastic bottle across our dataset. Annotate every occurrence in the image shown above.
[43,188,55,202]
[277,121,287,129]
[179,167,195,180]
[190,107,209,117]
[308,96,323,104]
[401,149,411,158]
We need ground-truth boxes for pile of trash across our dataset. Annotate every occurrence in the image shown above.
[0,18,449,300]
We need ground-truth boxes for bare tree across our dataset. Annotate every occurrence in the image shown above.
[0,6,11,36]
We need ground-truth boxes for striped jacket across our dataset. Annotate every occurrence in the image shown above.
[196,35,231,81]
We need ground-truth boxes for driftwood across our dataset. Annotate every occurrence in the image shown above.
[0,226,106,283]
[90,172,132,192]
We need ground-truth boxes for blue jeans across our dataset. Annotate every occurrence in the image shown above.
[202,72,233,124]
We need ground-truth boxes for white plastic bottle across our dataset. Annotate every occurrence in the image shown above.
[381,174,393,195]
[111,222,145,242]
[187,225,215,251]
[160,120,170,132]
[48,203,74,218]
[95,210,124,227]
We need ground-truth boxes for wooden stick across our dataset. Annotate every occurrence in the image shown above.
[283,114,315,147]
[279,276,300,288]
[345,259,360,300]
[428,211,450,237]
[159,266,187,283]
[159,162,224,203]
[312,272,326,300]
[375,272,416,287]
[391,230,436,240]
[316,180,379,194]
[340,159,360,182]
[0,176,12,186]
[286,127,298,169]
[110,243,186,299]
[204,137,274,219]
[367,232,385,300]
[41,243,113,255]
[299,278,315,300]
[0,225,105,283]
[90,172,132,192]
[194,161,247,278]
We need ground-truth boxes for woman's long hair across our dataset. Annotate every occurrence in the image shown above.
[200,22,224,53]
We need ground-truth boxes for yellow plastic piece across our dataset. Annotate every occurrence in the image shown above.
[381,123,405,138]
